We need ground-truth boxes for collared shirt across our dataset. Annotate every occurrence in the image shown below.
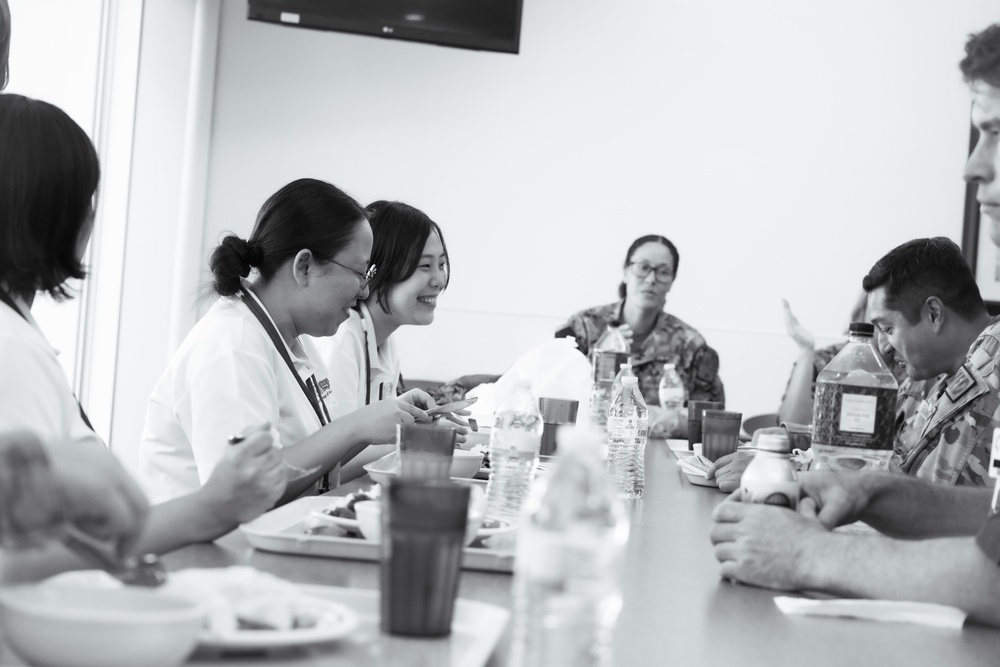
[556,301,724,406]
[0,297,106,454]
[892,317,1000,487]
[309,301,400,419]
[139,287,335,503]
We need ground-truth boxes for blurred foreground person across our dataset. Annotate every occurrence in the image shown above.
[711,23,1000,623]
[0,94,285,580]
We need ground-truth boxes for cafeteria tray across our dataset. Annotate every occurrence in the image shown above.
[242,496,516,573]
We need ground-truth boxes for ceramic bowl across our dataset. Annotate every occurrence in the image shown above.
[0,584,205,667]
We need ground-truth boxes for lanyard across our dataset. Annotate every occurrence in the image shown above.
[0,287,95,432]
[240,290,334,491]
[357,306,372,406]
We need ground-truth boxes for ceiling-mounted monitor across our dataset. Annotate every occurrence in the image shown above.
[247,0,524,55]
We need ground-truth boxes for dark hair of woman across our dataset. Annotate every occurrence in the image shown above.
[209,178,367,297]
[364,200,450,314]
[618,234,680,300]
[0,94,100,300]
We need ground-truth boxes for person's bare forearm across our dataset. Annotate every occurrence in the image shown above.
[778,350,815,425]
[804,532,1000,626]
[133,491,236,554]
[858,474,991,538]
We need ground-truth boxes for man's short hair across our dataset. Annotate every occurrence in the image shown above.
[861,237,986,324]
[960,23,1000,88]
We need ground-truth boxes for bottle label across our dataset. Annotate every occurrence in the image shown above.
[813,384,896,450]
[741,480,799,509]
[593,351,628,383]
[608,415,648,441]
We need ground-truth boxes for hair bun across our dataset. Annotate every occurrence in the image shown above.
[210,234,258,296]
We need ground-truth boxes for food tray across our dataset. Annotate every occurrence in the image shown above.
[242,496,516,573]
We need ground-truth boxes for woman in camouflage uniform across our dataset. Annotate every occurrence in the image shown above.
[556,235,724,435]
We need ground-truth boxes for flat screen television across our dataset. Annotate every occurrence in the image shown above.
[247,0,524,54]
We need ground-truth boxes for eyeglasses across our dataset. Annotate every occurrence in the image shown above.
[627,262,673,282]
[330,259,377,290]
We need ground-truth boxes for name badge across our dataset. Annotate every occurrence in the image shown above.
[945,364,975,402]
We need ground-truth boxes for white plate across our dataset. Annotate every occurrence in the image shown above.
[199,597,359,650]
[309,508,359,533]
[683,471,720,488]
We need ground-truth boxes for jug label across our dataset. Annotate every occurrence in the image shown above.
[813,384,896,450]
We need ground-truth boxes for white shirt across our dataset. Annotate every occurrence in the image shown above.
[139,289,335,503]
[309,302,400,419]
[0,298,105,453]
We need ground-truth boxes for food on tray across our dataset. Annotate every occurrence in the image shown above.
[321,486,381,520]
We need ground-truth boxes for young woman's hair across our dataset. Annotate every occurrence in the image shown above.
[209,178,367,296]
[364,200,450,314]
[0,94,100,300]
[618,234,679,300]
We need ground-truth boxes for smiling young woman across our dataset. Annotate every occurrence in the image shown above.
[139,182,441,504]
[309,200,455,480]
[556,234,725,435]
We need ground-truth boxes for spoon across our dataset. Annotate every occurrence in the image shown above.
[62,525,167,587]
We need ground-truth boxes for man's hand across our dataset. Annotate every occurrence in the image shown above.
[782,299,815,352]
[798,471,876,529]
[707,450,754,493]
[710,496,829,590]
[200,424,286,525]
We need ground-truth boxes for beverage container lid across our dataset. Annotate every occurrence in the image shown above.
[756,433,790,453]
[619,363,631,370]
[663,363,676,371]
[849,322,874,336]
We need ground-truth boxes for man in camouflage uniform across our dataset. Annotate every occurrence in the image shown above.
[711,22,1000,622]
[865,238,999,487]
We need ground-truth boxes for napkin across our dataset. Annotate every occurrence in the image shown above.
[774,596,967,629]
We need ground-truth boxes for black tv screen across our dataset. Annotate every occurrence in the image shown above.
[247,0,524,54]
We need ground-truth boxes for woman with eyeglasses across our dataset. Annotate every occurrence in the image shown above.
[556,234,725,429]
[309,200,463,480]
[139,179,438,504]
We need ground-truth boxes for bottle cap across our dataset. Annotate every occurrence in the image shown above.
[663,363,676,371]
[756,433,791,453]
[619,363,632,370]
[849,322,874,336]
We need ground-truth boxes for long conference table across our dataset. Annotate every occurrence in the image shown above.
[5,440,1000,666]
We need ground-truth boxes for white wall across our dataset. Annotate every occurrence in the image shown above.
[184,0,997,427]
[102,0,1000,476]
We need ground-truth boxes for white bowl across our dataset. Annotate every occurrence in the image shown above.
[363,450,484,485]
[0,584,205,667]
[353,491,485,546]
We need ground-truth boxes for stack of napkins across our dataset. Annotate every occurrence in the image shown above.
[677,454,713,478]
[774,596,966,628]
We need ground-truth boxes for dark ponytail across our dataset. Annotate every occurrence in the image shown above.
[208,178,367,296]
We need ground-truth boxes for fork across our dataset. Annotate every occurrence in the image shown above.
[62,525,167,587]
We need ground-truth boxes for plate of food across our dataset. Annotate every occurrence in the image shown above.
[35,567,361,651]
[307,487,380,535]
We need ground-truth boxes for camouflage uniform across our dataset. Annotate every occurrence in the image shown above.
[556,301,724,406]
[892,317,1000,487]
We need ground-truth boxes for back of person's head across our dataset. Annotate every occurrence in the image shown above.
[364,200,450,313]
[209,178,366,296]
[0,94,100,300]
[861,237,986,324]
[618,234,680,299]
[961,23,1000,88]
[0,0,10,90]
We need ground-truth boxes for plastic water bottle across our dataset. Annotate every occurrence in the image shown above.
[607,376,648,498]
[609,360,635,407]
[657,363,687,436]
[484,378,543,523]
[509,427,628,667]
[811,322,898,473]
[741,433,799,509]
[588,323,629,428]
